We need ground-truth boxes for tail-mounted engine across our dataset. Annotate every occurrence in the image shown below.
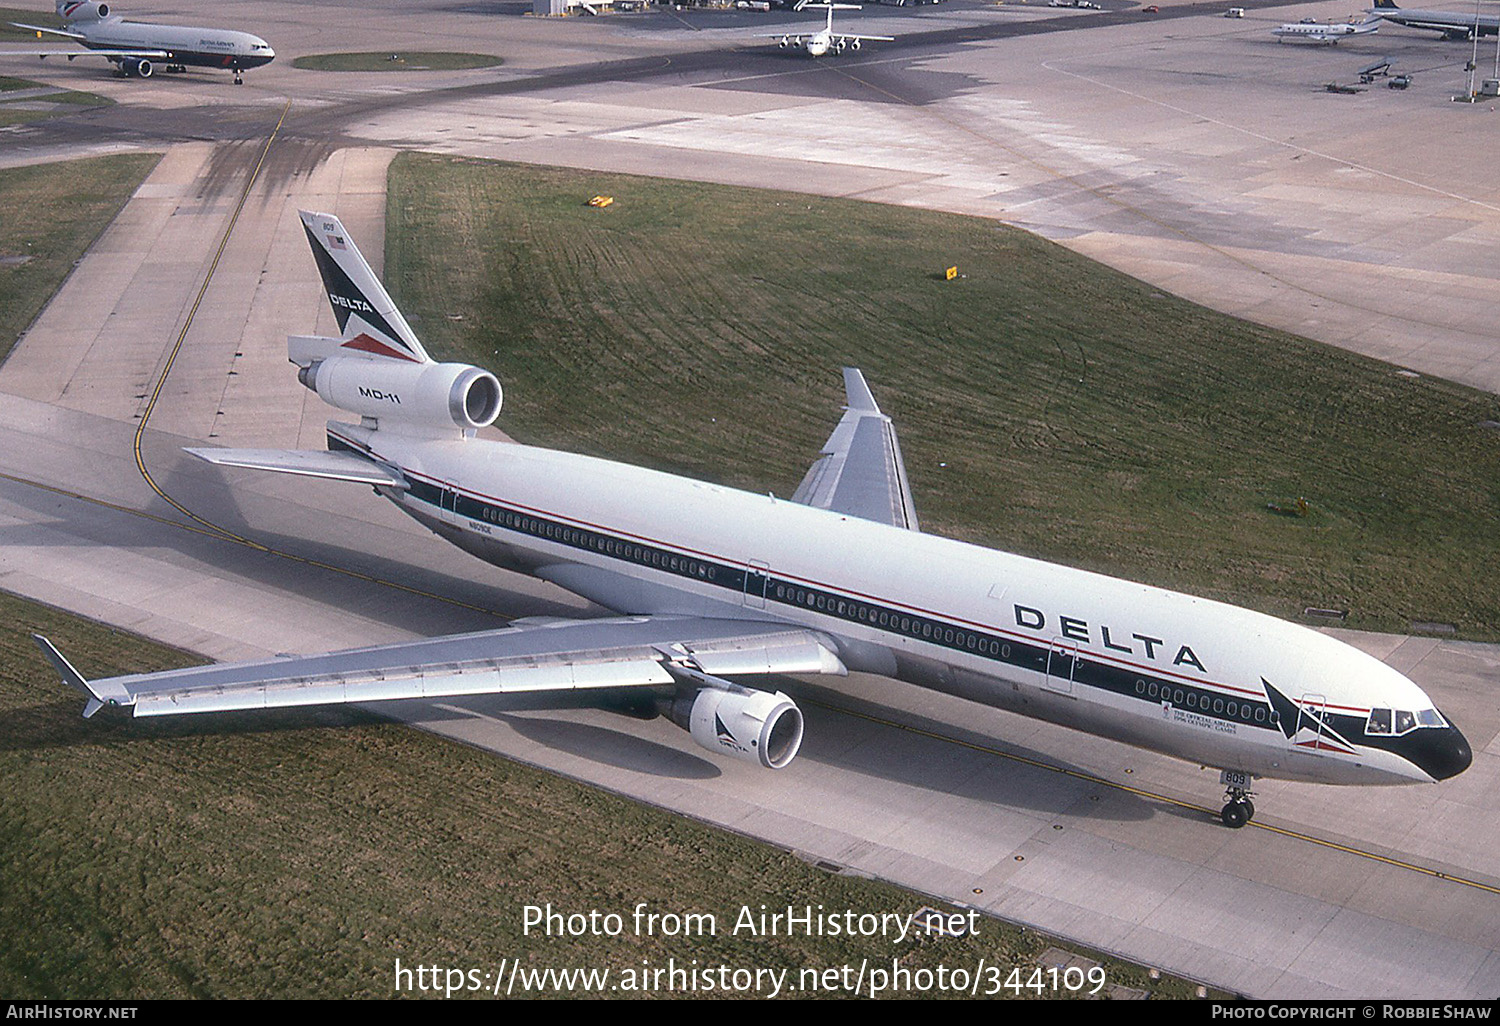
[61,2,110,21]
[296,352,502,433]
[662,678,804,770]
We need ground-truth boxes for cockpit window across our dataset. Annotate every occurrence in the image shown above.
[1368,707,1446,736]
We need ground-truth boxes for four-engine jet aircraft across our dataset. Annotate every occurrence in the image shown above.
[33,211,1473,830]
[1272,16,1380,42]
[761,2,893,56]
[1369,0,1499,38]
[1,1,274,82]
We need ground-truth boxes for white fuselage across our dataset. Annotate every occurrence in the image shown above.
[1274,22,1364,41]
[328,421,1471,789]
[76,15,274,69]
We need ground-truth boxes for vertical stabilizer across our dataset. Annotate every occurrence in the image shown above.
[299,210,430,365]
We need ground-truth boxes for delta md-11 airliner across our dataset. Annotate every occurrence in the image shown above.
[34,211,1472,829]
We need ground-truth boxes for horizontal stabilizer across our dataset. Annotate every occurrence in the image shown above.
[183,447,407,488]
[9,21,86,38]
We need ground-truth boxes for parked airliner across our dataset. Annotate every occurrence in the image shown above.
[2,2,274,83]
[33,211,1472,829]
[761,3,893,56]
[1272,16,1380,42]
[1370,0,1498,39]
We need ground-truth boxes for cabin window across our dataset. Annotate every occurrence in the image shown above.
[1394,709,1417,735]
[1417,708,1446,728]
[1366,708,1392,735]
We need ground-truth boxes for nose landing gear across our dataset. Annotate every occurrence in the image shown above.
[1218,769,1256,828]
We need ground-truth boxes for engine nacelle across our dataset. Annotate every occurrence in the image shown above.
[851,38,862,50]
[778,35,789,47]
[835,38,847,52]
[122,57,152,77]
[63,2,110,21]
[667,684,803,769]
[300,357,502,432]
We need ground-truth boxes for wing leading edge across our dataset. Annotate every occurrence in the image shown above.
[33,617,847,718]
[792,367,919,531]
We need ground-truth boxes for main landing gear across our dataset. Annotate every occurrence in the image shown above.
[1218,769,1256,828]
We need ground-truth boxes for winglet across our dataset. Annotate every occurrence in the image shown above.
[31,634,127,718]
[842,366,881,413]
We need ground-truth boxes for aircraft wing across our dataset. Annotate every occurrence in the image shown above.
[33,616,847,718]
[840,33,894,41]
[0,47,169,59]
[184,447,407,488]
[791,367,919,531]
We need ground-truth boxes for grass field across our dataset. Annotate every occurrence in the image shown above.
[385,153,1500,639]
[0,74,113,128]
[0,153,159,363]
[0,592,1210,999]
[293,52,502,72]
[0,7,47,41]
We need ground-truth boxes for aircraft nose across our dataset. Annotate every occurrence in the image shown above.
[1412,722,1473,782]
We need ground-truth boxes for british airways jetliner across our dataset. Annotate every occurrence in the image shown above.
[3,2,274,83]
[33,211,1472,829]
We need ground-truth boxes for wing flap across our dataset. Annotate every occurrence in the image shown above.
[791,367,919,531]
[38,617,847,719]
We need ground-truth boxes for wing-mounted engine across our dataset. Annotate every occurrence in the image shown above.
[662,673,805,769]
